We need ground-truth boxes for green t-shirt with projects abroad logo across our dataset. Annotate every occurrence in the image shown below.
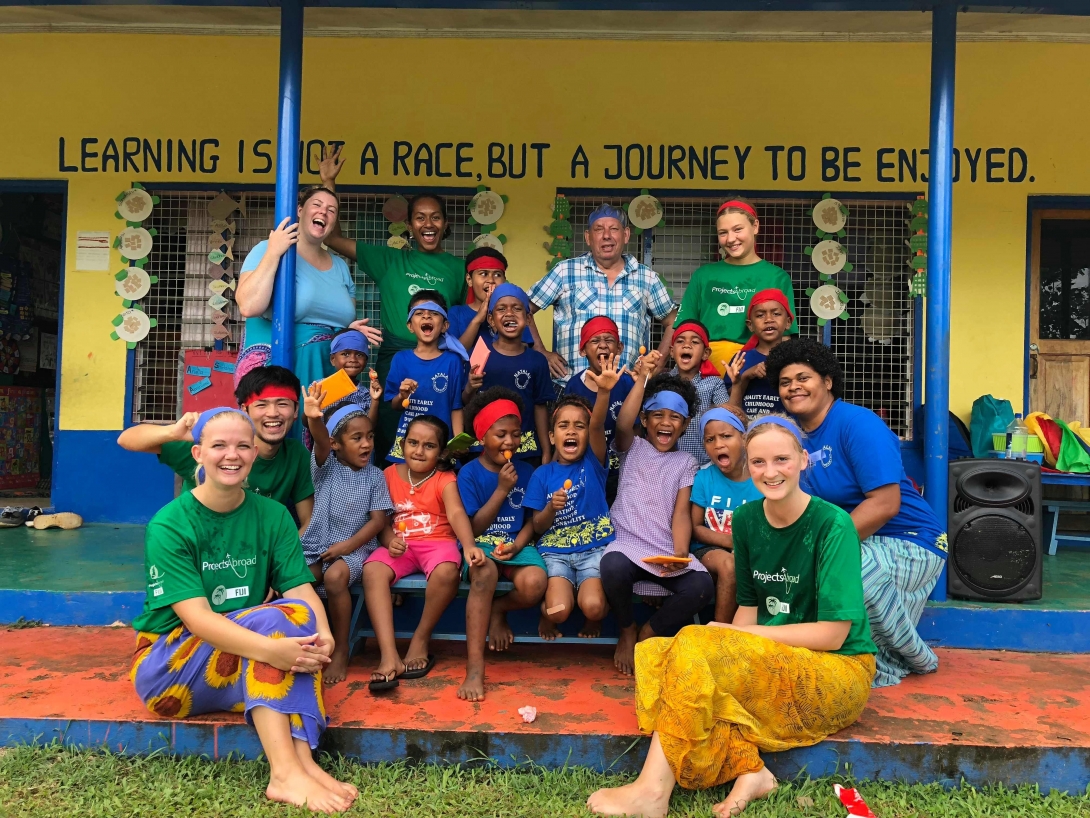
[132,492,314,634]
[355,243,466,347]
[676,259,798,344]
[731,495,876,657]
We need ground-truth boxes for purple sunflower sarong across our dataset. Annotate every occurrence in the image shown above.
[130,599,328,748]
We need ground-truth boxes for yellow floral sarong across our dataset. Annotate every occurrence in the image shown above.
[635,625,875,789]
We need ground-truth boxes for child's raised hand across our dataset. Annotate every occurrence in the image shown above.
[171,412,200,442]
[466,545,487,567]
[497,460,519,492]
[368,370,383,401]
[550,487,568,510]
[586,353,626,391]
[303,382,325,419]
[633,349,662,380]
[467,364,485,391]
[398,378,418,401]
[723,352,747,385]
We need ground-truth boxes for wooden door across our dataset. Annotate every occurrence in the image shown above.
[1030,210,1090,424]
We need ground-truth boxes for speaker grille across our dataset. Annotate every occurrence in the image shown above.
[953,493,1034,516]
[952,515,1037,593]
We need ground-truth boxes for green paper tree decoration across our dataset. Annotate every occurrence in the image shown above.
[907,196,928,297]
[544,193,573,271]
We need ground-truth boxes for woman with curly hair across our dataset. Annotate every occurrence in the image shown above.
[765,337,947,688]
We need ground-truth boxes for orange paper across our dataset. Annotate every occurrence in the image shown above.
[641,555,692,566]
[319,369,357,409]
[470,337,491,373]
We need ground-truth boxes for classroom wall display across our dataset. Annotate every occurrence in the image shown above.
[0,386,41,489]
[182,349,238,412]
[469,185,508,251]
[908,197,928,297]
[206,193,243,343]
[543,193,573,271]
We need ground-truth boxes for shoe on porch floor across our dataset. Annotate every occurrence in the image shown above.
[27,512,82,530]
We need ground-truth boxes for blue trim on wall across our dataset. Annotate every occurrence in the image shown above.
[51,431,174,523]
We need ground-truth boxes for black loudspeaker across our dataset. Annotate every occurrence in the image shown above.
[947,459,1042,602]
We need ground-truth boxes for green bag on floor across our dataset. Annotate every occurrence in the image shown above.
[970,395,1014,457]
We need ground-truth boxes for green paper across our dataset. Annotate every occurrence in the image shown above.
[115,270,128,281]
[122,299,132,308]
[112,236,121,248]
[912,255,928,271]
[821,192,832,200]
[114,212,124,220]
[447,432,476,454]
[134,257,148,269]
[817,318,827,327]
[127,341,138,349]
[657,217,665,227]
[843,262,854,273]
[641,188,650,195]
[838,291,849,303]
[837,229,847,238]
[496,234,507,244]
[909,233,928,252]
[133,182,145,190]
[476,184,487,193]
[910,214,928,231]
[803,246,813,256]
[110,331,120,340]
[805,287,816,296]
[468,217,478,226]
[910,199,928,216]
[120,256,130,265]
[500,194,508,203]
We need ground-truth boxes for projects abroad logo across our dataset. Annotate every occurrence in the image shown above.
[710,286,757,297]
[202,553,257,579]
[753,566,800,596]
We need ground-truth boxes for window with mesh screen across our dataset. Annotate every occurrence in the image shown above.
[565,193,917,439]
[135,189,474,423]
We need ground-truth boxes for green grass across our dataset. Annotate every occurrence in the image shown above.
[1,745,1087,817]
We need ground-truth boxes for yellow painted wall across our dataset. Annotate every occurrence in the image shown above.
[2,33,1087,429]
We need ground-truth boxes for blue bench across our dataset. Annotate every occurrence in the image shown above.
[1041,472,1090,556]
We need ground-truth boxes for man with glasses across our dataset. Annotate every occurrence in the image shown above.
[528,204,677,385]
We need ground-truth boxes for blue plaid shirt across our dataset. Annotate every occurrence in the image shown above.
[528,253,675,385]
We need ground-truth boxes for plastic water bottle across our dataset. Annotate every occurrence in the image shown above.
[1006,413,1029,460]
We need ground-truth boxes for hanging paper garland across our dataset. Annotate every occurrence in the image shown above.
[907,196,928,297]
[807,283,850,326]
[381,194,411,249]
[626,188,665,235]
[543,193,573,271]
[469,185,508,252]
[804,194,853,282]
[114,267,158,306]
[110,183,161,345]
[110,305,158,349]
[206,192,243,344]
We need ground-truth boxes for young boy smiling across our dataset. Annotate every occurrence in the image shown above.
[326,328,383,422]
[384,290,467,462]
[725,288,794,418]
[669,319,729,466]
[462,283,553,463]
[448,247,536,351]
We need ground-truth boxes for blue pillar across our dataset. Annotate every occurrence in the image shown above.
[270,0,304,370]
[925,2,957,601]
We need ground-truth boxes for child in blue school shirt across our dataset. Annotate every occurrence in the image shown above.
[524,383,616,641]
[448,247,535,351]
[461,282,553,463]
[690,407,763,624]
[384,290,467,463]
[326,328,383,420]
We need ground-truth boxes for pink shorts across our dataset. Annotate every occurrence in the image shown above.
[365,539,462,583]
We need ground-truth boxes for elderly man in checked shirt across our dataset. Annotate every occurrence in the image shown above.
[528,204,677,385]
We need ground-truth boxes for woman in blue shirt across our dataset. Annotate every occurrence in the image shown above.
[235,187,381,426]
[766,337,947,688]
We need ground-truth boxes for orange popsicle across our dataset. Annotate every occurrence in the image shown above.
[369,369,378,381]
[563,479,572,490]
[504,450,513,461]
[639,346,646,355]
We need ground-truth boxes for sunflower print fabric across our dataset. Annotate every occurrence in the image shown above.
[131,599,329,748]
[635,625,875,789]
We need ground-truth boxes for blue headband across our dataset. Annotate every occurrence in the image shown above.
[747,415,805,445]
[330,330,368,357]
[700,407,745,438]
[643,390,690,418]
[407,300,469,362]
[588,203,628,228]
[326,404,368,436]
[192,407,254,444]
[487,281,530,314]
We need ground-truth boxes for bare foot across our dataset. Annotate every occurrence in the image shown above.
[586,778,671,818]
[488,610,514,652]
[295,745,360,801]
[614,625,638,676]
[267,769,350,814]
[371,657,404,685]
[538,614,562,641]
[458,663,485,702]
[579,618,602,639]
[392,593,404,607]
[712,767,777,817]
[324,647,349,686]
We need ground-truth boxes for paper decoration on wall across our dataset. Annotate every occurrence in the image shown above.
[212,324,232,341]
[208,278,234,295]
[208,293,229,310]
[804,194,853,285]
[907,196,928,296]
[387,236,410,250]
[626,189,665,233]
[806,283,850,326]
[110,306,157,348]
[114,267,158,305]
[543,193,573,271]
[115,186,159,223]
[812,196,848,235]
[808,239,849,277]
[208,192,243,221]
[469,185,509,251]
[209,219,236,235]
[382,195,409,223]
[115,226,155,262]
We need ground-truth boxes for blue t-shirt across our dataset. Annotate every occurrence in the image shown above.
[457,457,535,545]
[448,303,533,348]
[563,370,635,472]
[384,349,466,463]
[690,465,764,538]
[478,342,554,460]
[241,240,356,328]
[724,349,784,418]
[801,399,947,557]
[524,451,615,554]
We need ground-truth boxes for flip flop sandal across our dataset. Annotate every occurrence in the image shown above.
[400,654,435,679]
[28,512,83,530]
[368,673,399,693]
[0,507,29,528]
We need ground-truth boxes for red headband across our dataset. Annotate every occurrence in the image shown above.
[465,257,508,304]
[740,289,794,352]
[242,385,299,407]
[671,321,719,376]
[717,200,757,219]
[473,399,522,442]
[579,316,620,350]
